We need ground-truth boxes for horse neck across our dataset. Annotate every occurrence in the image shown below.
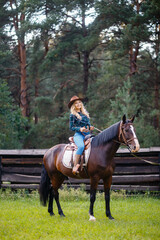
[101,137,121,165]
[91,121,121,161]
[105,138,120,155]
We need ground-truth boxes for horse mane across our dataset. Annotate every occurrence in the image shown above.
[92,121,121,147]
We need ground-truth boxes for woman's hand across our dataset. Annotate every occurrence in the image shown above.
[90,126,94,131]
[80,127,89,132]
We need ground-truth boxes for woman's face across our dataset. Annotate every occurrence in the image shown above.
[74,100,82,111]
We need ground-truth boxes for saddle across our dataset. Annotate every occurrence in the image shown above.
[63,134,93,170]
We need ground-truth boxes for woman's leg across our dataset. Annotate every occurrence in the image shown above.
[72,133,85,174]
[74,132,85,155]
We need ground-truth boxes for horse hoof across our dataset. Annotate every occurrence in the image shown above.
[50,212,55,216]
[89,215,96,221]
[60,213,65,217]
[108,216,114,220]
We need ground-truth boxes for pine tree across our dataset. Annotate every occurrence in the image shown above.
[7,0,30,117]
[109,78,140,123]
[0,79,27,148]
[43,0,103,96]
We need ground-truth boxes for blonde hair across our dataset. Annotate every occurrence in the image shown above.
[70,101,90,120]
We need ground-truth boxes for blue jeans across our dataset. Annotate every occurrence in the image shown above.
[74,132,90,155]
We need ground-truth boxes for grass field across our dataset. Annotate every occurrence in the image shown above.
[0,188,160,240]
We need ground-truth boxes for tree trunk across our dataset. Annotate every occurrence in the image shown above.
[154,77,159,129]
[83,51,89,94]
[34,77,39,124]
[34,2,49,124]
[129,1,140,76]
[82,2,89,95]
[153,23,160,129]
[19,39,28,117]
[9,0,29,117]
[129,42,139,76]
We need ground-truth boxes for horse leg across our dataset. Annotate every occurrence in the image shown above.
[54,189,65,217]
[48,187,54,216]
[105,188,114,220]
[89,176,99,221]
[103,176,114,220]
[50,172,66,217]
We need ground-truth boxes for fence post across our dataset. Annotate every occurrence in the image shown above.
[158,153,160,191]
[0,156,2,189]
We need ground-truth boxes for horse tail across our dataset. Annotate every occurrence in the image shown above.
[39,164,51,206]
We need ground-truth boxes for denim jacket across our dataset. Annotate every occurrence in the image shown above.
[69,112,91,132]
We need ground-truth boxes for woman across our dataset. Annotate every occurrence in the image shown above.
[68,95,94,175]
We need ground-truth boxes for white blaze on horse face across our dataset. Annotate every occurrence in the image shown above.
[130,125,140,152]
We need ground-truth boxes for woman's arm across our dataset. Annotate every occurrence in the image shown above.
[69,114,81,132]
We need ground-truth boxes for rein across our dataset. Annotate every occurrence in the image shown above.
[129,152,160,166]
[94,125,160,166]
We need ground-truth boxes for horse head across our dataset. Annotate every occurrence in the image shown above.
[119,114,140,152]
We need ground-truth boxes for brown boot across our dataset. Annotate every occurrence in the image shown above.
[72,154,81,175]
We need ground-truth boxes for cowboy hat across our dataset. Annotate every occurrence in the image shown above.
[68,95,83,109]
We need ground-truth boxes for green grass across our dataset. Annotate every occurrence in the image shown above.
[0,188,160,240]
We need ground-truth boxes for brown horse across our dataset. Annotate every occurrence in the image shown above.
[39,115,140,221]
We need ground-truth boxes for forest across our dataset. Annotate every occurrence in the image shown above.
[0,0,160,149]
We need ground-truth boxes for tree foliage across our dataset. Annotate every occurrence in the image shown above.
[0,0,159,148]
[0,80,28,148]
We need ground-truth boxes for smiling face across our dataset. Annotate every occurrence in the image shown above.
[74,100,82,112]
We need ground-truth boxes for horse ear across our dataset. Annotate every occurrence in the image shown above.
[122,114,126,124]
[131,115,135,122]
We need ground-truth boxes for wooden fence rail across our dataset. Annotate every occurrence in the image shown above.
[0,148,160,192]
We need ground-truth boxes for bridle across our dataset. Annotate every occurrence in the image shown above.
[117,121,160,166]
[94,123,160,165]
[118,121,138,148]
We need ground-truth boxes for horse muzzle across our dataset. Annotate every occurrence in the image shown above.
[129,139,140,153]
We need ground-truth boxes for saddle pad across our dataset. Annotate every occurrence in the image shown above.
[62,144,91,169]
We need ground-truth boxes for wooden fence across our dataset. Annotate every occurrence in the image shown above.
[0,148,160,192]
